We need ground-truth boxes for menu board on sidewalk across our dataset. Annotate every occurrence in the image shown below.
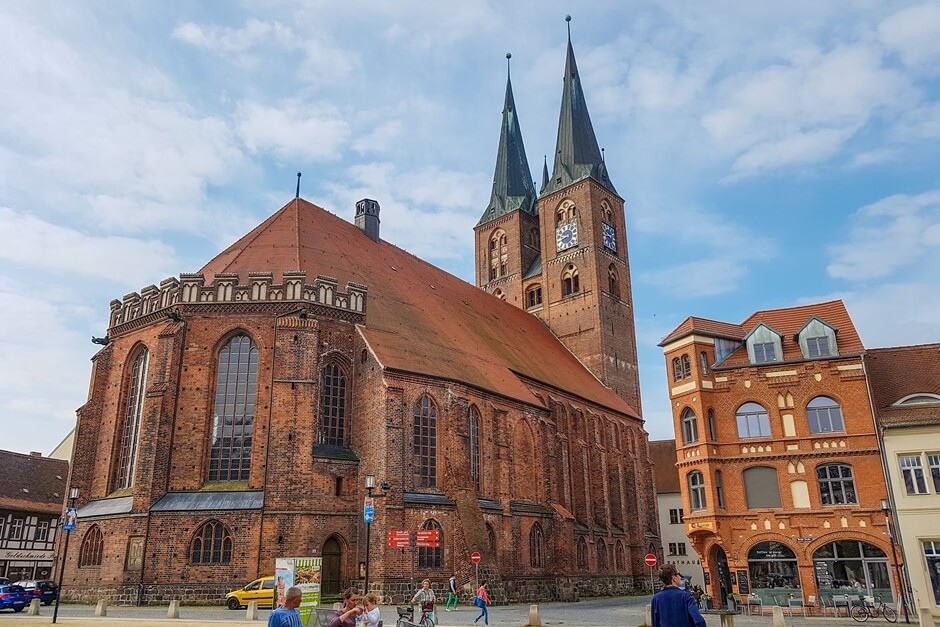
[737,570,749,595]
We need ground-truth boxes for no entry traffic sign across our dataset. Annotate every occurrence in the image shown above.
[645,553,657,567]
[471,551,481,563]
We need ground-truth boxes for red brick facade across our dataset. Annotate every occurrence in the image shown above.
[659,302,897,609]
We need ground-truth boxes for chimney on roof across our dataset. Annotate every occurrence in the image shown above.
[30,451,42,457]
[355,198,381,242]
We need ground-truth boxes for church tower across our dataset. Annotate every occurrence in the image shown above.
[475,30,642,414]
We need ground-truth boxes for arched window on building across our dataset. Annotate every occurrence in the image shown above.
[748,542,801,600]
[413,395,438,488]
[190,520,233,564]
[468,405,482,492]
[700,351,709,375]
[597,538,608,571]
[79,525,104,567]
[529,524,544,568]
[688,471,707,511]
[526,285,542,308]
[319,362,348,447]
[114,347,149,490]
[672,358,683,382]
[488,230,508,280]
[529,227,540,250]
[736,402,771,439]
[486,523,497,555]
[681,408,699,445]
[681,354,692,378]
[417,519,443,569]
[562,264,580,297]
[209,334,258,482]
[576,537,588,569]
[715,470,725,509]
[608,265,619,299]
[817,463,857,505]
[616,540,625,571]
[807,396,845,434]
[707,408,718,441]
[813,541,890,600]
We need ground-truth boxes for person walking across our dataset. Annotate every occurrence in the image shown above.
[651,564,706,627]
[473,582,490,626]
[445,574,459,611]
[268,586,303,627]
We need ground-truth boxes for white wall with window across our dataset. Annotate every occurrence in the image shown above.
[656,491,705,589]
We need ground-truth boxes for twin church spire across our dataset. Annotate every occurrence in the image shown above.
[479,25,614,226]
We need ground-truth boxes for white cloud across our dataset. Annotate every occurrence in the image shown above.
[878,3,940,68]
[827,191,940,280]
[0,207,179,285]
[235,100,351,161]
[642,258,749,298]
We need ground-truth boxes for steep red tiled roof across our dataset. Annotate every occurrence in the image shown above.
[0,450,69,514]
[648,439,679,494]
[199,199,638,418]
[659,316,745,346]
[865,344,940,428]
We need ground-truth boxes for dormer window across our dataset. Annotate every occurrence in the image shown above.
[745,324,782,365]
[797,317,839,360]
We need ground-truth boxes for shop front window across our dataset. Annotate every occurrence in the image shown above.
[924,540,940,606]
[812,541,890,605]
[747,541,801,605]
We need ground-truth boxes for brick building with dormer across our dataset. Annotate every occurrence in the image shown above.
[63,33,658,605]
[658,301,897,610]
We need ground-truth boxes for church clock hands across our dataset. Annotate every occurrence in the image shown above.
[555,222,578,251]
[602,223,617,253]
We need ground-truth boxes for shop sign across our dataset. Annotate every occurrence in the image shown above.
[0,549,53,560]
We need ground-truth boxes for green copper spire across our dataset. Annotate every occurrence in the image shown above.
[543,19,617,197]
[478,53,538,226]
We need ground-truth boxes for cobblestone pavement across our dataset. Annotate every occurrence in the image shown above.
[0,596,882,626]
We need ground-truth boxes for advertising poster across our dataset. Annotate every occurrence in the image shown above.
[276,557,322,626]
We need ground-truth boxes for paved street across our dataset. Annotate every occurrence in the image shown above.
[0,596,879,627]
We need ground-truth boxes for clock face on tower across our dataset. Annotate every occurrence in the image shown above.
[602,223,617,253]
[556,222,578,251]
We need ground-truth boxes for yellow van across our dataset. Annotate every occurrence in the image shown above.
[225,576,275,609]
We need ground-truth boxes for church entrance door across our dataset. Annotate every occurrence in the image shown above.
[322,537,343,595]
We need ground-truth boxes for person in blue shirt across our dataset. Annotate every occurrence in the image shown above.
[652,564,707,627]
[268,586,303,627]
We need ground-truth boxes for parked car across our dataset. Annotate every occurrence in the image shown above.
[0,584,29,612]
[0,578,10,585]
[225,576,275,610]
[14,580,58,605]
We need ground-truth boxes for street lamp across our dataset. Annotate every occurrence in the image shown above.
[881,498,910,624]
[363,476,390,595]
[52,487,79,624]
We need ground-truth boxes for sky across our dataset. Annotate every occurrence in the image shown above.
[1,1,939,456]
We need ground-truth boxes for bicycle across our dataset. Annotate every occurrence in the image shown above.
[851,597,897,623]
[395,602,435,627]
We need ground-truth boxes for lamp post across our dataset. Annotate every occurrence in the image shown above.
[52,487,79,624]
[881,498,910,624]
[362,476,390,595]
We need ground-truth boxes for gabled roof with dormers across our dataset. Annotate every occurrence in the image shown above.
[660,300,864,367]
[866,343,940,428]
[199,198,639,419]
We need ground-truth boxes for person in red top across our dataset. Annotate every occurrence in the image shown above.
[473,582,491,626]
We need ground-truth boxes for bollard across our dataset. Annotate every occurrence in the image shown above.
[772,605,785,627]
[528,604,541,627]
[167,599,180,618]
[95,599,108,616]
[27,598,41,615]
[246,600,259,621]
[645,603,652,627]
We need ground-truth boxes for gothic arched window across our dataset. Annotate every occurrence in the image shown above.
[209,334,258,482]
[597,538,608,570]
[488,230,508,280]
[417,519,443,569]
[608,265,619,298]
[529,524,544,568]
[576,536,588,569]
[468,405,482,492]
[414,395,438,488]
[79,525,104,567]
[190,520,233,564]
[114,347,149,490]
[562,264,580,297]
[319,362,348,446]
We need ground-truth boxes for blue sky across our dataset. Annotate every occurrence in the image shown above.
[2,1,939,455]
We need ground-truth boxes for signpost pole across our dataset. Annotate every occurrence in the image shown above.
[649,565,654,595]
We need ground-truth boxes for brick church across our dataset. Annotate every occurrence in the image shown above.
[64,33,658,604]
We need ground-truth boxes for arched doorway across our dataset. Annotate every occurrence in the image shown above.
[747,541,801,605]
[322,536,343,595]
[813,541,890,604]
[711,546,733,609]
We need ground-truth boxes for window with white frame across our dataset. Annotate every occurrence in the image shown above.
[900,455,928,495]
[806,336,831,357]
[929,454,940,493]
[681,408,699,445]
[736,402,771,439]
[924,540,940,606]
[669,508,684,525]
[807,396,845,434]
[688,471,706,511]
[11,518,24,540]
[753,342,776,363]
[36,520,50,542]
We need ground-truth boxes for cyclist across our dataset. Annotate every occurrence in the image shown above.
[410,579,436,626]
